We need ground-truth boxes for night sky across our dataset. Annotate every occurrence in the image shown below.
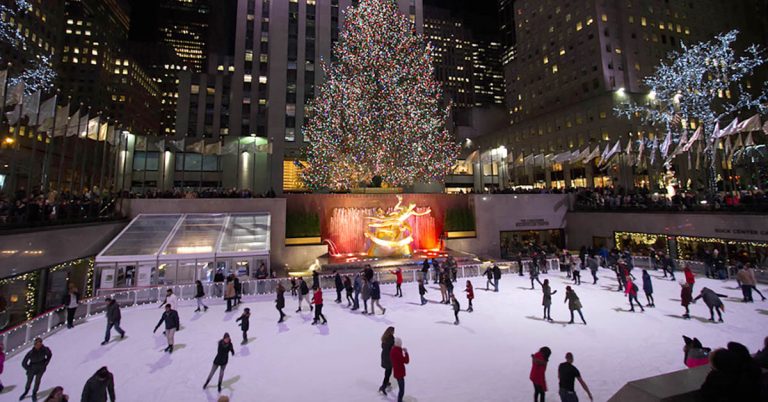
[424,0,500,38]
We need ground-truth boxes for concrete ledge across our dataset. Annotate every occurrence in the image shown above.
[608,365,709,402]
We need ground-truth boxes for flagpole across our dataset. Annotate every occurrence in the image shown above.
[235,137,241,189]
[181,137,186,189]
[40,93,58,192]
[57,100,75,191]
[142,135,147,194]
[26,92,42,192]
[198,140,203,191]
[88,113,101,190]
[9,84,25,196]
[159,138,166,191]
[76,106,90,192]
[121,130,129,192]
[99,118,109,190]
[109,123,121,191]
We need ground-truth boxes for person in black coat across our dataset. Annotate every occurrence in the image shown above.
[276,282,287,323]
[451,294,461,325]
[203,333,235,393]
[194,280,209,312]
[81,366,115,402]
[379,326,395,395]
[312,270,320,290]
[364,265,375,282]
[444,275,454,298]
[233,276,242,306]
[492,263,502,292]
[334,271,343,303]
[101,298,125,345]
[343,275,354,307]
[236,308,250,344]
[20,338,52,401]
[62,284,80,329]
[693,287,728,322]
[153,304,180,353]
[296,277,312,312]
[213,270,225,297]
[421,259,430,282]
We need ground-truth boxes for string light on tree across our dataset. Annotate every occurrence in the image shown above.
[301,0,459,190]
[0,0,56,94]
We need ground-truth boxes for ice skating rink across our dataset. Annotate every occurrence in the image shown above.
[2,270,766,401]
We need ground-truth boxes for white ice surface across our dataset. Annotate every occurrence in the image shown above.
[2,270,767,402]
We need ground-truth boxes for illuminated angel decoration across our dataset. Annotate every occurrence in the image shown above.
[365,195,431,257]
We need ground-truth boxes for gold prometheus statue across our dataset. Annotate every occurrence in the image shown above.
[365,195,431,257]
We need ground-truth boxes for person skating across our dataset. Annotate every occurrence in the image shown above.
[334,270,343,303]
[363,264,374,282]
[444,274,454,298]
[432,259,441,284]
[233,275,242,306]
[564,286,586,325]
[625,276,644,312]
[516,252,525,276]
[571,254,581,285]
[483,265,493,290]
[276,282,287,323]
[312,269,320,290]
[418,279,428,305]
[289,277,298,297]
[530,262,543,290]
[0,344,4,393]
[101,298,125,345]
[736,264,764,302]
[492,262,502,292]
[159,288,178,310]
[235,308,250,344]
[352,273,362,311]
[194,280,209,312]
[390,268,404,297]
[641,270,655,307]
[296,277,312,313]
[360,278,372,314]
[465,280,474,312]
[62,284,80,329]
[42,386,67,402]
[81,366,115,402]
[744,263,766,301]
[153,304,180,353]
[684,265,696,294]
[693,287,727,322]
[224,277,236,312]
[378,327,395,395]
[557,353,593,402]
[203,333,235,393]
[311,285,327,325]
[439,271,448,303]
[680,282,693,319]
[390,337,410,402]
[343,275,354,307]
[530,346,552,402]
[20,337,52,401]
[213,270,225,297]
[371,280,386,314]
[614,259,627,292]
[542,279,557,322]
[586,255,599,285]
[451,294,461,325]
[421,259,430,283]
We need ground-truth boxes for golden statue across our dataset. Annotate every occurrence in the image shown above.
[365,195,431,257]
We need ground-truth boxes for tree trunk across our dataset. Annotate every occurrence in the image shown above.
[705,148,718,200]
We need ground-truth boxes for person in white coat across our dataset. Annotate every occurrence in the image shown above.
[159,289,178,310]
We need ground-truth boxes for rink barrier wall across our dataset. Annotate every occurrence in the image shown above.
[0,258,559,358]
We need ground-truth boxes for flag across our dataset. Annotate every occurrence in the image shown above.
[523,154,534,167]
[514,152,524,167]
[533,153,545,167]
[255,142,272,154]
[4,81,24,106]
[86,116,100,140]
[735,114,761,133]
[106,125,117,144]
[671,129,688,158]
[52,104,70,137]
[38,95,57,133]
[186,139,204,153]
[683,126,701,152]
[625,139,632,155]
[763,119,768,135]
[695,142,702,170]
[584,147,600,163]
[718,118,739,138]
[66,108,81,137]
[570,149,581,162]
[154,139,166,151]
[204,140,221,155]
[552,151,572,163]
[723,136,731,156]
[637,139,646,166]
[22,90,41,123]
[660,131,672,157]
[98,122,108,141]
[744,132,754,146]
[78,113,90,138]
[169,138,184,151]
[575,148,590,163]
[730,134,743,161]
[649,137,659,165]
[0,70,6,102]
[5,104,21,125]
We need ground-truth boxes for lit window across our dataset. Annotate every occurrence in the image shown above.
[244,74,252,83]
[552,65,558,74]
[543,56,548,64]
[641,17,647,26]
[259,76,267,84]
[600,14,607,22]
[576,22,583,31]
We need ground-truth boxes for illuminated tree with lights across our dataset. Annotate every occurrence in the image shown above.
[615,30,768,195]
[301,0,459,191]
[0,0,56,93]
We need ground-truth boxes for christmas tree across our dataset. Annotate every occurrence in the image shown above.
[301,0,458,191]
[0,0,56,93]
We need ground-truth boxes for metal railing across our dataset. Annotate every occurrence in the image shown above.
[0,258,559,358]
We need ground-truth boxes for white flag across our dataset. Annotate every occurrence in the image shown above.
[660,131,672,157]
[5,104,21,125]
[599,144,610,162]
[744,132,754,146]
[735,114,761,133]
[0,70,6,102]
[625,139,632,155]
[186,139,204,153]
[637,139,646,165]
[718,117,739,138]
[682,126,701,152]
[204,140,221,155]
[584,147,600,163]
[66,109,81,137]
[98,122,108,141]
[106,125,117,144]
[78,113,90,138]
[4,81,24,106]
[22,90,41,123]
[52,104,70,137]
[649,137,659,165]
[605,140,621,162]
[86,117,100,140]
[38,95,57,133]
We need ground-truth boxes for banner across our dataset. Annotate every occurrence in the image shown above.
[38,95,57,133]
[86,116,100,140]
[4,82,24,106]
[52,104,70,137]
[65,108,81,137]
[735,114,761,133]
[22,90,41,123]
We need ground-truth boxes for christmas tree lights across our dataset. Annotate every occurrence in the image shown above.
[301,0,459,190]
[0,0,56,94]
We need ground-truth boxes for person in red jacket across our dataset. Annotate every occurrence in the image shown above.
[464,280,474,312]
[625,276,645,312]
[530,346,551,402]
[390,337,410,402]
[390,268,404,297]
[680,282,693,319]
[684,266,696,294]
[311,286,327,325]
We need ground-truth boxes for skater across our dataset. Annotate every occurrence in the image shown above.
[390,337,410,402]
[432,259,441,284]
[235,308,250,344]
[451,294,461,325]
[296,277,312,313]
[276,282,286,323]
[334,270,343,303]
[680,282,693,319]
[224,277,236,312]
[153,304,180,353]
[641,270,655,307]
[662,253,676,280]
[445,273,455,298]
[101,297,125,345]
[745,263,766,301]
[371,280,386,314]
[530,262,543,290]
[684,265,696,294]
[213,270,225,297]
[194,280,209,312]
[361,278,372,314]
[379,327,395,395]
[62,284,80,329]
[312,269,320,290]
[81,366,115,402]
[289,277,298,296]
[564,286,586,325]
[736,264,763,302]
[203,332,235,393]
[571,260,581,285]
[42,386,67,402]
[483,264,494,290]
[159,288,178,311]
[311,285,327,325]
[0,344,4,393]
[352,273,362,311]
[439,273,448,303]
[233,275,242,306]
[516,252,524,276]
[343,275,354,306]
[465,280,474,312]
[20,337,52,401]
[363,264,374,282]
[561,251,571,279]
[492,262,502,292]
[625,276,644,312]
[557,353,593,402]
[390,268,404,297]
[587,254,599,285]
[418,279,428,305]
[614,259,627,292]
[530,346,552,402]
[421,259,430,282]
[693,287,727,322]
[542,279,557,322]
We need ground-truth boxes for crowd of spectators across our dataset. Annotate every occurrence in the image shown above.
[573,187,768,212]
[122,187,276,199]
[0,187,117,228]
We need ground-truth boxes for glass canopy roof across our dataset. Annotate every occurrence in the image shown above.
[96,213,271,263]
